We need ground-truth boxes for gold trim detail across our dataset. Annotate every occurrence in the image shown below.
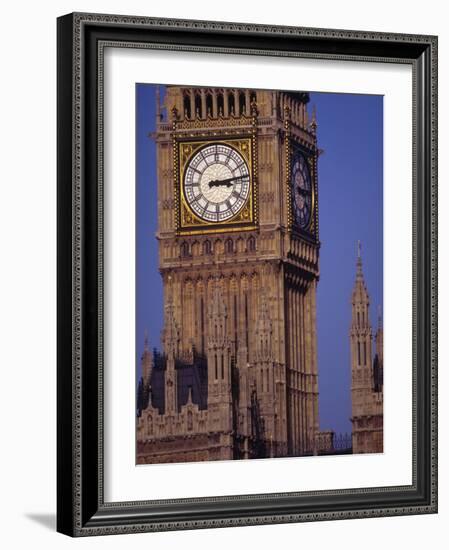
[176,113,253,130]
[287,135,318,238]
[175,136,257,235]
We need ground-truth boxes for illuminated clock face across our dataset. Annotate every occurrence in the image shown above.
[291,151,312,229]
[183,143,250,223]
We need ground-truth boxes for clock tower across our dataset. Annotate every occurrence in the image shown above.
[138,86,321,462]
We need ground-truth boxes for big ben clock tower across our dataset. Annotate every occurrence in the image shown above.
[138,86,320,463]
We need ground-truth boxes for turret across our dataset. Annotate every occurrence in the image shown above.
[350,243,384,454]
[207,276,231,391]
[206,275,233,434]
[162,289,179,414]
[350,241,373,379]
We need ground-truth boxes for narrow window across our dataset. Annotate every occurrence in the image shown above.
[357,342,361,366]
[217,93,224,115]
[181,242,189,257]
[247,236,256,252]
[195,94,202,118]
[203,240,211,255]
[187,410,193,431]
[183,93,191,119]
[239,92,246,114]
[228,92,235,115]
[206,93,213,117]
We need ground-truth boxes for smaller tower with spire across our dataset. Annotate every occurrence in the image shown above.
[350,242,384,454]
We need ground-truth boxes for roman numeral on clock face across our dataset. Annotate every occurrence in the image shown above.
[291,150,312,229]
[183,142,251,223]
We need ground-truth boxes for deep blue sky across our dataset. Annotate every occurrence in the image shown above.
[136,85,383,435]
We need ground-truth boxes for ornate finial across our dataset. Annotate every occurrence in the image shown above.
[163,288,179,358]
[356,240,364,280]
[144,328,149,351]
[377,305,383,328]
[213,248,222,280]
[250,99,258,116]
[283,103,291,132]
[207,264,228,349]
[310,104,317,134]
[155,85,161,124]
[255,288,273,361]
[271,91,277,117]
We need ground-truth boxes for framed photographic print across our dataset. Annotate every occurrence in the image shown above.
[57,12,438,536]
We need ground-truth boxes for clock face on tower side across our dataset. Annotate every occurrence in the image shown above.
[291,151,312,230]
[183,143,250,223]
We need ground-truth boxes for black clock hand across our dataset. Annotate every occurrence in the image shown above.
[208,175,248,188]
[296,186,312,196]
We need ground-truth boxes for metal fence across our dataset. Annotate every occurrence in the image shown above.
[316,431,352,455]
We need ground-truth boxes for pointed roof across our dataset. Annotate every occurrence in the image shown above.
[352,240,370,304]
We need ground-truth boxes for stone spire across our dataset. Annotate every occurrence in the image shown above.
[206,275,232,413]
[162,293,180,358]
[310,104,317,135]
[208,276,228,349]
[352,240,370,308]
[141,329,153,386]
[255,289,273,362]
[162,282,179,414]
[350,241,373,370]
[155,85,162,125]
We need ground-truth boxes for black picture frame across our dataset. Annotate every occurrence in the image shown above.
[57,12,438,536]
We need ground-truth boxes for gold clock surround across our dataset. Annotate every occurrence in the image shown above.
[286,134,317,237]
[174,136,257,235]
